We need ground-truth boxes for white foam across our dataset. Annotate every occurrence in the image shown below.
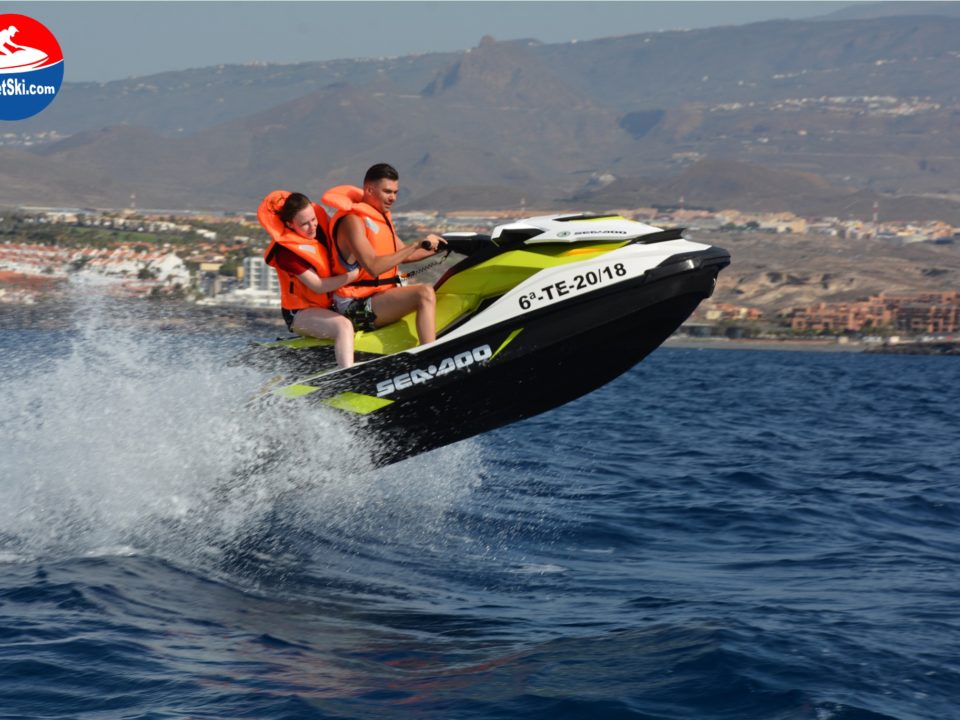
[510,563,568,575]
[0,281,485,568]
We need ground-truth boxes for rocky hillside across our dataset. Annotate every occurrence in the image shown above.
[706,230,960,315]
[4,7,960,216]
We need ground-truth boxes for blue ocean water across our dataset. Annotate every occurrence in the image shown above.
[1,297,959,719]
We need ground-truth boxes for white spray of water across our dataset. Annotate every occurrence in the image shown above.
[0,280,485,571]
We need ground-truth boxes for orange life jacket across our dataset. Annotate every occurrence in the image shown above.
[257,189,333,310]
[322,185,402,300]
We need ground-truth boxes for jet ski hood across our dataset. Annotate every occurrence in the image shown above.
[440,213,685,258]
[492,213,663,245]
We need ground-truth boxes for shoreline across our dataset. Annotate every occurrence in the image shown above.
[664,337,866,353]
[666,337,960,355]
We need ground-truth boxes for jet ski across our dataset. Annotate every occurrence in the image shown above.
[245,212,730,466]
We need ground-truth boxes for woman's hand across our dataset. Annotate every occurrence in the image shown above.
[345,268,360,283]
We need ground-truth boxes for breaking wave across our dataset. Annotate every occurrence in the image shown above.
[0,279,485,576]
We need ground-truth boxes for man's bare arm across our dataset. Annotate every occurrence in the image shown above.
[339,214,420,277]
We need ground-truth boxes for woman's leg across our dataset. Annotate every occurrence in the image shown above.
[370,284,436,344]
[291,308,356,368]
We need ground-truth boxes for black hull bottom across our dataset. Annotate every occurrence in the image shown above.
[303,263,722,466]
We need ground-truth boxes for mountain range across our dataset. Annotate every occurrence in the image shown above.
[3,2,960,220]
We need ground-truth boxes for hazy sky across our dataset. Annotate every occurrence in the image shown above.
[9,1,855,83]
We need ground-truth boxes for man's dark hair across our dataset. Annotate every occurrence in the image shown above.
[364,163,399,185]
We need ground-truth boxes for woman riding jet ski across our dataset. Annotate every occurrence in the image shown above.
[247,209,730,466]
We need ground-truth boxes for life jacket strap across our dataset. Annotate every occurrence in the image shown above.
[349,276,402,288]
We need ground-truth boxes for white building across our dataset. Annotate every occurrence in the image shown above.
[147,252,190,286]
[243,256,279,294]
[198,287,280,308]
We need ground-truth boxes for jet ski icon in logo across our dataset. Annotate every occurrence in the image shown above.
[0,14,64,121]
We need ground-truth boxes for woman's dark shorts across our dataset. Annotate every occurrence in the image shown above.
[281,308,299,332]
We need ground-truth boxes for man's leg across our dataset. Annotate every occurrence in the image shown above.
[370,284,437,344]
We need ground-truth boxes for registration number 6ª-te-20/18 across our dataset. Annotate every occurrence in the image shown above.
[519,263,627,310]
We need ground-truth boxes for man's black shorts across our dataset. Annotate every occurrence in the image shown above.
[333,296,377,332]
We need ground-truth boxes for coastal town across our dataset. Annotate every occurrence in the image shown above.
[2,202,959,345]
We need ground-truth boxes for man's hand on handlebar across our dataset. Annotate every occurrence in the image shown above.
[420,234,448,253]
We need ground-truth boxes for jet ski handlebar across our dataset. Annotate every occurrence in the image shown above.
[439,232,494,256]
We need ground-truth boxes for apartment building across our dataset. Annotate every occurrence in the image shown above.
[786,292,960,334]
